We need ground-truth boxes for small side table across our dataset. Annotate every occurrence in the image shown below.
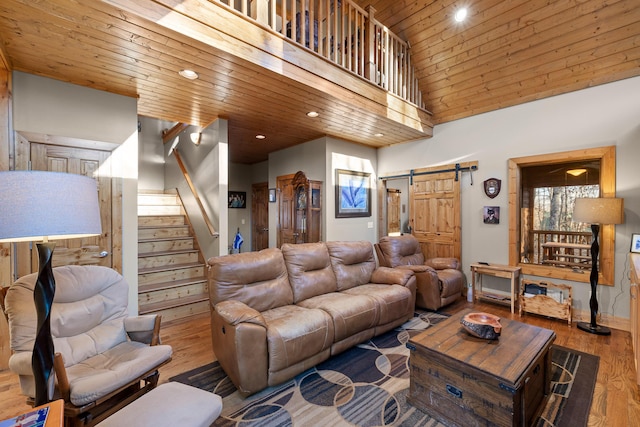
[471,263,521,313]
[0,399,63,427]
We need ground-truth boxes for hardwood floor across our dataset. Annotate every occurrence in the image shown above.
[1,300,639,425]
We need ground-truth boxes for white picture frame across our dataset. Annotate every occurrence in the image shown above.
[631,233,640,254]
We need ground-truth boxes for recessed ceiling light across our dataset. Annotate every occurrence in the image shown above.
[256,134,266,140]
[454,8,468,23]
[179,69,199,80]
[306,111,319,118]
[374,133,384,137]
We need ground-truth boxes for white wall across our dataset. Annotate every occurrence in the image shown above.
[13,72,136,144]
[228,162,253,253]
[138,116,167,191]
[12,72,139,313]
[378,76,640,322]
[164,119,229,259]
[325,137,378,242]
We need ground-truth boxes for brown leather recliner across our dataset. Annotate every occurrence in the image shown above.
[375,234,465,311]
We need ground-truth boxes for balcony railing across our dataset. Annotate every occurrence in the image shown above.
[214,0,425,109]
[525,230,593,270]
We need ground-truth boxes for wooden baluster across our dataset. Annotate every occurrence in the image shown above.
[281,0,287,36]
[270,0,276,32]
[309,0,315,51]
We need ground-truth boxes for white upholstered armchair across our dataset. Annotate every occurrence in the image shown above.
[2,265,173,427]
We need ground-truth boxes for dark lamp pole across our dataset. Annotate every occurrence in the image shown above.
[572,197,624,336]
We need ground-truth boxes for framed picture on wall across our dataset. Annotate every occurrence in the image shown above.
[269,188,276,203]
[335,169,371,218]
[631,233,640,253]
[483,206,500,224]
[228,191,246,208]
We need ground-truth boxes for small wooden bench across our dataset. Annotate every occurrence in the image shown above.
[96,382,222,427]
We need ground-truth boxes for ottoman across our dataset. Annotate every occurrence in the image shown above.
[96,382,222,427]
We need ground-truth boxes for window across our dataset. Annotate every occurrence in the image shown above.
[508,146,617,285]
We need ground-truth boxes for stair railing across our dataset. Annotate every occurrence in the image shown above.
[213,0,425,109]
[172,148,218,236]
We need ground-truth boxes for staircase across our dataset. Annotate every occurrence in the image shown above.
[137,191,209,324]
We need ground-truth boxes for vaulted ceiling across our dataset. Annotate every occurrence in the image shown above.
[0,0,638,164]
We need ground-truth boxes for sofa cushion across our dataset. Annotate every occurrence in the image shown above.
[282,242,337,303]
[378,235,425,267]
[297,293,378,342]
[326,241,377,291]
[261,305,334,372]
[342,284,412,326]
[208,248,293,312]
[438,269,466,298]
[65,341,173,406]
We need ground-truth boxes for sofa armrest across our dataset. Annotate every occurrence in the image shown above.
[371,266,415,286]
[125,314,162,345]
[425,257,461,271]
[396,265,437,274]
[215,300,267,327]
[211,300,268,395]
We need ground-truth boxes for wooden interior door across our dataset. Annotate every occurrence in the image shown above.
[387,189,401,234]
[410,167,461,260]
[277,173,296,247]
[25,142,113,271]
[251,182,269,251]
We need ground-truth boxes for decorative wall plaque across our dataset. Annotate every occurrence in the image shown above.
[483,178,501,199]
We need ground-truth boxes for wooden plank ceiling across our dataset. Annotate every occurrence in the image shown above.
[356,0,640,123]
[0,0,638,164]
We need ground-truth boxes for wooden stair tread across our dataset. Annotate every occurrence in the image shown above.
[138,237,193,243]
[139,224,188,229]
[138,277,207,294]
[138,262,204,274]
[139,294,209,314]
[138,191,206,324]
[138,249,199,258]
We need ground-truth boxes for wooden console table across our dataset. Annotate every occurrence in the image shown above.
[471,263,521,313]
[0,399,63,427]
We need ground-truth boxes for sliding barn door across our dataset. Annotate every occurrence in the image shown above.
[410,167,461,260]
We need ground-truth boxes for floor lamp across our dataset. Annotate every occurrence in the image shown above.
[572,197,624,336]
[0,171,102,406]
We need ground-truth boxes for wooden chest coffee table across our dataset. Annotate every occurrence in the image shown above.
[407,309,556,427]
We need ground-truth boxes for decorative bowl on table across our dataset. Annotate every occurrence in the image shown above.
[460,312,502,340]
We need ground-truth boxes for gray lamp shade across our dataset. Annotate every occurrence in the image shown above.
[0,171,102,242]
[572,197,624,225]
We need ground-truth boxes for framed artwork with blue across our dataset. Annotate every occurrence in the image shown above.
[335,169,371,218]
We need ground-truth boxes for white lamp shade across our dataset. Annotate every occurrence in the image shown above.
[572,197,624,225]
[0,171,102,242]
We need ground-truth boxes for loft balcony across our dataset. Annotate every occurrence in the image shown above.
[217,0,427,109]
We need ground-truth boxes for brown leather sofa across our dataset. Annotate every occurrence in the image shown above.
[375,234,465,311]
[207,240,416,395]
